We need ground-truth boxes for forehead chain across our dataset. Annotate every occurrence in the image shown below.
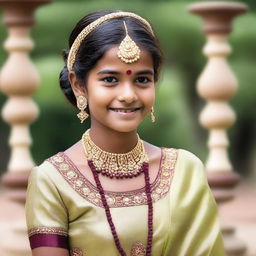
[123,20,128,33]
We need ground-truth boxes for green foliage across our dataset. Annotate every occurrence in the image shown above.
[33,55,64,105]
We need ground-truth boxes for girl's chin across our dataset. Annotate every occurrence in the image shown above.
[104,119,143,133]
[109,124,140,133]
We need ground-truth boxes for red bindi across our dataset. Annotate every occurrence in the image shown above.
[126,70,132,75]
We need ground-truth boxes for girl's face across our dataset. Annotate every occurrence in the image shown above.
[74,46,155,133]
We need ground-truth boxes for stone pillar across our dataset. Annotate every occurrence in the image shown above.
[188,2,248,256]
[0,0,52,255]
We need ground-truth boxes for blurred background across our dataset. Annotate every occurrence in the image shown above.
[0,0,255,255]
[0,0,255,179]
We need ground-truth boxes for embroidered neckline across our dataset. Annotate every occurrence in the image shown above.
[62,149,163,194]
[47,148,178,208]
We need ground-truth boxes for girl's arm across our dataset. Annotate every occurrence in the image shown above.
[32,247,69,256]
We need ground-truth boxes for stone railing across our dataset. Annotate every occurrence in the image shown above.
[188,1,248,256]
[0,1,52,255]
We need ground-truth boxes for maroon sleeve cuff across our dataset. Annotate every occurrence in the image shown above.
[29,233,69,249]
[28,227,69,249]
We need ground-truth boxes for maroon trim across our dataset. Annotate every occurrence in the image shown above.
[29,233,69,249]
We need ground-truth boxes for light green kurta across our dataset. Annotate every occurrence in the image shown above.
[25,148,225,256]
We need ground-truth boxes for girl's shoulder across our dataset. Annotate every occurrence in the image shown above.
[144,140,202,168]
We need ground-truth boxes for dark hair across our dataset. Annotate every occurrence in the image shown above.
[59,9,163,108]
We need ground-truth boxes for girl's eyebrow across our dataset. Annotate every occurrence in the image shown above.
[135,70,154,76]
[97,70,119,75]
[97,69,154,76]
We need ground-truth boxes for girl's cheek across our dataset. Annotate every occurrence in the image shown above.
[89,89,111,100]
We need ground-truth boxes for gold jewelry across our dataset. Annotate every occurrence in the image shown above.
[82,129,148,179]
[67,12,154,71]
[150,106,155,123]
[77,95,89,123]
[117,21,140,63]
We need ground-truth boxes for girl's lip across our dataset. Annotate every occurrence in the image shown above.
[108,107,141,112]
[108,107,142,116]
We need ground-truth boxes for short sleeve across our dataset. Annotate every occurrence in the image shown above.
[165,149,226,256]
[25,163,69,250]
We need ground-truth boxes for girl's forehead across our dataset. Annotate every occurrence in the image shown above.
[92,46,154,72]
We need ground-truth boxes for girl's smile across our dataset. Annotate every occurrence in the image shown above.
[108,106,143,120]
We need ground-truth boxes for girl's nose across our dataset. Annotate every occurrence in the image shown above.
[117,84,138,104]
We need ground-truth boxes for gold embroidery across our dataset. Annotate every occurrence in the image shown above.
[59,163,69,171]
[130,241,146,256]
[53,155,64,163]
[70,248,83,256]
[28,227,68,237]
[48,148,178,208]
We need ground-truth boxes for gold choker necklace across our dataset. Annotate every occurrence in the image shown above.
[82,130,148,179]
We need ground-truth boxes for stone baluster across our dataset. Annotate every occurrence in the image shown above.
[0,1,52,255]
[188,2,248,256]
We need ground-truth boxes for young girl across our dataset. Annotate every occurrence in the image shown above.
[25,9,225,256]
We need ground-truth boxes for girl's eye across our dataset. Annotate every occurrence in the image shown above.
[136,77,151,84]
[101,76,118,83]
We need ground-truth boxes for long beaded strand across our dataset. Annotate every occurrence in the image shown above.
[88,160,127,256]
[88,160,153,256]
[144,162,153,255]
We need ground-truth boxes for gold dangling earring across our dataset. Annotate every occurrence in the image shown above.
[150,106,155,123]
[77,95,89,123]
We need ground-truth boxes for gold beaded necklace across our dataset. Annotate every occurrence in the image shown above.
[82,129,148,179]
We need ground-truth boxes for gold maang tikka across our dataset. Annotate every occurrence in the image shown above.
[117,21,141,64]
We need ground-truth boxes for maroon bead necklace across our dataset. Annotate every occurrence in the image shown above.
[88,160,153,256]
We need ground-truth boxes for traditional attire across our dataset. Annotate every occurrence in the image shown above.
[25,148,225,256]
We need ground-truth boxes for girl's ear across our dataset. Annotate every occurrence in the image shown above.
[68,71,88,98]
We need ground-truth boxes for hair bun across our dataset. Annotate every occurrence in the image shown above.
[59,65,77,107]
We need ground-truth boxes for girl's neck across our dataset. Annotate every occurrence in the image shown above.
[88,126,138,154]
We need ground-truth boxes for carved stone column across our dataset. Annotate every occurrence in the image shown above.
[188,2,248,256]
[0,1,52,255]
